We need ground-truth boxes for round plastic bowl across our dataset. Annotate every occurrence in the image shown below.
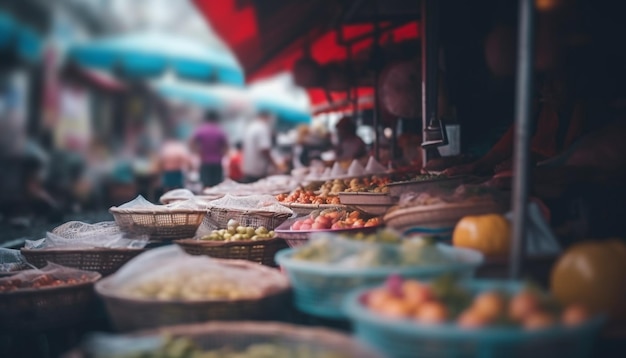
[343,280,605,358]
[275,244,483,319]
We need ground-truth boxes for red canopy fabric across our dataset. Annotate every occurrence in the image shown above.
[309,87,374,114]
[193,0,419,81]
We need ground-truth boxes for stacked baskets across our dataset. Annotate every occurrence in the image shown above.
[275,244,483,319]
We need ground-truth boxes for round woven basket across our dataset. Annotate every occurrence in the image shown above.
[20,248,145,277]
[384,200,505,233]
[64,321,384,358]
[202,208,291,231]
[175,238,289,267]
[0,274,101,333]
[109,207,206,241]
[96,260,291,332]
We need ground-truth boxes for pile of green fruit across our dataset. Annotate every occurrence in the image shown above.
[200,220,275,242]
[293,234,450,267]
[103,336,348,358]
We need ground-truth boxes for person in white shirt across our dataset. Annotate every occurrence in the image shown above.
[241,111,278,183]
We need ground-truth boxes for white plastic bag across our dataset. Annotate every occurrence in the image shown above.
[103,246,289,301]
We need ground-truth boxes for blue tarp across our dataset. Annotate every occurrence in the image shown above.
[68,32,244,86]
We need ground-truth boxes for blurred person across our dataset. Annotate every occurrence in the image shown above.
[444,14,595,177]
[228,142,244,182]
[398,131,423,168]
[159,136,193,192]
[191,110,228,187]
[241,111,279,183]
[294,124,332,168]
[334,116,367,162]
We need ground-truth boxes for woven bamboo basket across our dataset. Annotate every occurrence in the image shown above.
[20,248,145,276]
[0,274,101,332]
[202,208,291,231]
[63,321,383,358]
[175,238,288,267]
[109,207,206,241]
[384,199,506,233]
[96,260,291,332]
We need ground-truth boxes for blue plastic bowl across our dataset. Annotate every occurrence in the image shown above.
[275,244,483,319]
[343,280,605,358]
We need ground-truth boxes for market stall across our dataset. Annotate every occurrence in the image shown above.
[1,1,625,357]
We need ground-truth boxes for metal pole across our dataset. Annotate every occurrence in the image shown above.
[421,0,439,165]
[510,0,536,279]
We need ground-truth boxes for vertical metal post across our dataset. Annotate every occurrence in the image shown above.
[373,70,381,160]
[510,0,536,279]
[421,0,440,165]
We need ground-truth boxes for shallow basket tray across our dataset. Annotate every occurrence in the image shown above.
[20,248,146,277]
[344,280,605,358]
[384,199,505,234]
[202,208,291,231]
[0,274,101,332]
[337,192,395,216]
[64,321,383,358]
[275,245,483,319]
[95,260,291,332]
[385,176,467,197]
[281,202,347,216]
[109,207,206,241]
[274,217,382,248]
[175,238,288,267]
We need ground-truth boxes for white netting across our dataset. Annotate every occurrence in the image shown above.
[208,194,293,215]
[24,221,149,249]
[203,175,299,196]
[113,195,210,212]
[159,188,195,204]
[102,246,288,301]
[0,262,100,291]
[0,248,33,273]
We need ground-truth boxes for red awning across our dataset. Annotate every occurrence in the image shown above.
[193,0,419,81]
[309,87,374,114]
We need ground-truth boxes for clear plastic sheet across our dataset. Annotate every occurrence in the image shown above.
[0,248,33,273]
[24,221,149,249]
[159,188,195,204]
[208,194,293,215]
[0,262,100,291]
[103,246,288,301]
[113,195,211,212]
[294,233,455,268]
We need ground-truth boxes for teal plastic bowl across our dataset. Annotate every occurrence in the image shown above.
[343,280,605,358]
[275,244,483,319]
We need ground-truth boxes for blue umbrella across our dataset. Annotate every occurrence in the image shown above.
[68,32,244,86]
[0,11,43,62]
[153,75,250,110]
[249,73,311,126]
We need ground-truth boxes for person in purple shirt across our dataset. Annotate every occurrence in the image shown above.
[191,110,228,187]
